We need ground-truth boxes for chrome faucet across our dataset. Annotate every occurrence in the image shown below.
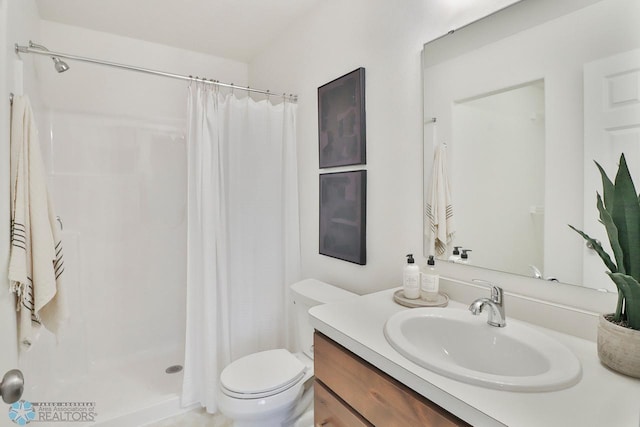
[468,279,506,327]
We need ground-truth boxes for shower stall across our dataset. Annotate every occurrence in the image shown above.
[11,29,249,425]
[10,19,298,421]
[19,109,190,425]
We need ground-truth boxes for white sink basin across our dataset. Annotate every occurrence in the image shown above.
[384,308,581,392]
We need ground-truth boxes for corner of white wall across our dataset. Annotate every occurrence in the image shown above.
[0,0,19,374]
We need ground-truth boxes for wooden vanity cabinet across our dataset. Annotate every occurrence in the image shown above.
[313,332,470,427]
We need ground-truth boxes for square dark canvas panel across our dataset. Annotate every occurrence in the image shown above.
[319,170,366,265]
[318,68,366,168]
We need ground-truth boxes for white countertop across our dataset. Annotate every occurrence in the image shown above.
[309,288,640,427]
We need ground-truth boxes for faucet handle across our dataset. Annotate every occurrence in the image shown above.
[472,279,503,304]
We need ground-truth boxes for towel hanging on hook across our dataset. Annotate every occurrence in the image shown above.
[425,142,456,256]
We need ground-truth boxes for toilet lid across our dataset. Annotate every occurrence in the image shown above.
[220,349,306,397]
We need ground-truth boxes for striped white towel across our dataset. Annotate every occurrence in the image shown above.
[9,95,67,351]
[425,143,455,256]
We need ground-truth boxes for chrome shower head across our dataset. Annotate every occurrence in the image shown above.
[27,41,70,73]
[53,57,70,73]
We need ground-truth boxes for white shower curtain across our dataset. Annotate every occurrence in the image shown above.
[181,83,301,413]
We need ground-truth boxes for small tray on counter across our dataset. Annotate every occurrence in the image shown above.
[392,289,449,308]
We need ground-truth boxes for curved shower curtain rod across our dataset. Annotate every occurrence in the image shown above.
[15,41,298,102]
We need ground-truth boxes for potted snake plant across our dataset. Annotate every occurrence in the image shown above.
[569,153,640,378]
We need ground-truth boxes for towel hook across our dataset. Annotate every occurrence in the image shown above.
[56,216,63,231]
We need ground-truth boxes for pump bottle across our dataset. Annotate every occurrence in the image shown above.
[403,254,420,299]
[448,246,462,263]
[421,255,440,302]
[458,249,472,264]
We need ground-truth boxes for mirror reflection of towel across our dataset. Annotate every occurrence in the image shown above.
[425,143,455,256]
[9,95,68,351]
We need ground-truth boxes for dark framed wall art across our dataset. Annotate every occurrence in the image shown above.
[318,68,366,168]
[319,170,367,265]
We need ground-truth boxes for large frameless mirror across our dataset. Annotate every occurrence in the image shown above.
[423,0,640,293]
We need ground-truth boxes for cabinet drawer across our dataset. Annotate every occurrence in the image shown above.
[314,380,372,427]
[314,332,470,427]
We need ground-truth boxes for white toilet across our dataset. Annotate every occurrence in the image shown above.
[217,279,357,427]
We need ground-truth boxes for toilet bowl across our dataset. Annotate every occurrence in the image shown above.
[217,279,357,427]
[217,350,313,427]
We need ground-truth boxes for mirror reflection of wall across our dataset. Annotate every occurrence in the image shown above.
[423,0,640,292]
[452,81,545,277]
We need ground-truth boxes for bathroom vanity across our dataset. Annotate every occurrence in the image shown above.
[314,332,468,426]
[310,288,640,426]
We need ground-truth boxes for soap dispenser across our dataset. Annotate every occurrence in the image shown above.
[448,246,462,263]
[421,255,440,302]
[403,254,420,299]
[458,249,472,264]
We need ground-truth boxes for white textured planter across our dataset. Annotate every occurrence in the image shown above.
[597,314,640,378]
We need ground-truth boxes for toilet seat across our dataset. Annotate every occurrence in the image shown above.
[220,349,307,399]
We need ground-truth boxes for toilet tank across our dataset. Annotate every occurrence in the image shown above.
[290,279,357,359]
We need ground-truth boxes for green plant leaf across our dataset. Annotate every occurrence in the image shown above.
[607,272,640,330]
[610,154,640,280]
[596,193,625,274]
[595,160,616,212]
[568,224,617,273]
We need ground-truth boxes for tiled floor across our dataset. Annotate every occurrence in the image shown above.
[145,409,232,427]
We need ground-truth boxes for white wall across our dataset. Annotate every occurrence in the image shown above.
[249,0,519,295]
[38,20,248,118]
